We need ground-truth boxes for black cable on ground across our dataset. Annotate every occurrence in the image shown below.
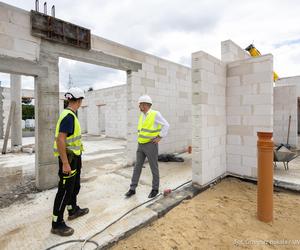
[80,193,163,249]
[172,180,192,192]
[81,179,192,249]
[45,239,99,250]
[45,179,192,250]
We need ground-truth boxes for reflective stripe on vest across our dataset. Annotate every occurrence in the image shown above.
[137,110,161,144]
[53,109,84,157]
[55,135,82,144]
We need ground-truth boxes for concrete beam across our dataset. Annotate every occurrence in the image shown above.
[41,40,142,72]
[0,55,47,77]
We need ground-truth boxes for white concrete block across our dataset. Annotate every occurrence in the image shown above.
[242,156,257,167]
[227,135,242,145]
[253,61,272,73]
[259,83,273,94]
[227,115,241,125]
[242,136,257,146]
[242,95,272,105]
[242,72,272,84]
[253,105,273,115]
[227,154,242,165]
[145,55,158,66]
[227,145,256,157]
[243,115,273,126]
[227,85,251,96]
[227,97,241,106]
[227,106,251,115]
[228,63,253,77]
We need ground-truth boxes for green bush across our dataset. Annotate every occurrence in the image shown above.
[22,104,35,120]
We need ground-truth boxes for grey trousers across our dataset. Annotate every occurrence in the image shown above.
[130,142,159,191]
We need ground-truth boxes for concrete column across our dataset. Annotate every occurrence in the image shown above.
[0,86,4,139]
[126,70,138,166]
[35,46,59,190]
[10,74,22,147]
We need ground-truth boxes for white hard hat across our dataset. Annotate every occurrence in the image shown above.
[65,87,85,99]
[138,95,152,104]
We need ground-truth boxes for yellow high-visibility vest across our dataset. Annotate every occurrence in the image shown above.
[137,110,162,144]
[53,109,84,157]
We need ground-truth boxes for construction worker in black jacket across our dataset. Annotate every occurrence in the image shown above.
[51,87,89,236]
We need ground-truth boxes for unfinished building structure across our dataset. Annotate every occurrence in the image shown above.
[0,2,299,191]
[0,2,191,189]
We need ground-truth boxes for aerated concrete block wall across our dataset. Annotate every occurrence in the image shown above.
[0,2,40,62]
[78,85,127,139]
[221,40,250,63]
[127,59,191,163]
[273,76,300,147]
[192,51,227,185]
[92,37,192,164]
[226,55,273,178]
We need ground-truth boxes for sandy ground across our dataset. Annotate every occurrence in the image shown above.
[112,178,300,250]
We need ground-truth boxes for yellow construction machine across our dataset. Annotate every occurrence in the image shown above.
[245,44,279,81]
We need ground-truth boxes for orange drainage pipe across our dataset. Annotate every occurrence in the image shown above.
[188,146,192,154]
[257,132,274,222]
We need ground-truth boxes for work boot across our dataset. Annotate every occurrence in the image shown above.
[51,221,74,236]
[125,189,136,198]
[148,189,159,198]
[68,206,89,220]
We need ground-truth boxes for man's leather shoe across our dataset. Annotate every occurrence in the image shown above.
[125,189,136,198]
[148,189,159,198]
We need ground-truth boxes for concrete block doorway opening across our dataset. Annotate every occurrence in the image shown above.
[0,72,37,206]
[58,57,129,190]
[273,79,300,188]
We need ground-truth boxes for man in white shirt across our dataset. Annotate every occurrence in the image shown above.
[125,95,169,198]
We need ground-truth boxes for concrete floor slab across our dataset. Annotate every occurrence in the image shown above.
[274,152,300,190]
[116,154,192,192]
[0,138,192,250]
[0,135,126,196]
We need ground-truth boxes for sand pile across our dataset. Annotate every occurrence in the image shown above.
[113,178,300,250]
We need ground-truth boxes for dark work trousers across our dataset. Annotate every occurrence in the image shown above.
[52,153,82,223]
[130,142,159,191]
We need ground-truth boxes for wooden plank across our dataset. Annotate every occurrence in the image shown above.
[2,101,16,154]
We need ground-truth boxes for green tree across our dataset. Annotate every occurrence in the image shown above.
[22,104,35,120]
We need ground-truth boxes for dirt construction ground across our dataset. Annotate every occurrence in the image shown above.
[112,178,300,250]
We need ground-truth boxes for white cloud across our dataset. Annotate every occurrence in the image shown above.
[1,0,300,83]
[58,58,126,91]
[0,73,34,89]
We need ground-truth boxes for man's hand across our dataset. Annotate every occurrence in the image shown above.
[152,136,161,144]
[62,162,72,175]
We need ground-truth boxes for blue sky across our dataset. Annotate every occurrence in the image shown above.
[1,0,300,90]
